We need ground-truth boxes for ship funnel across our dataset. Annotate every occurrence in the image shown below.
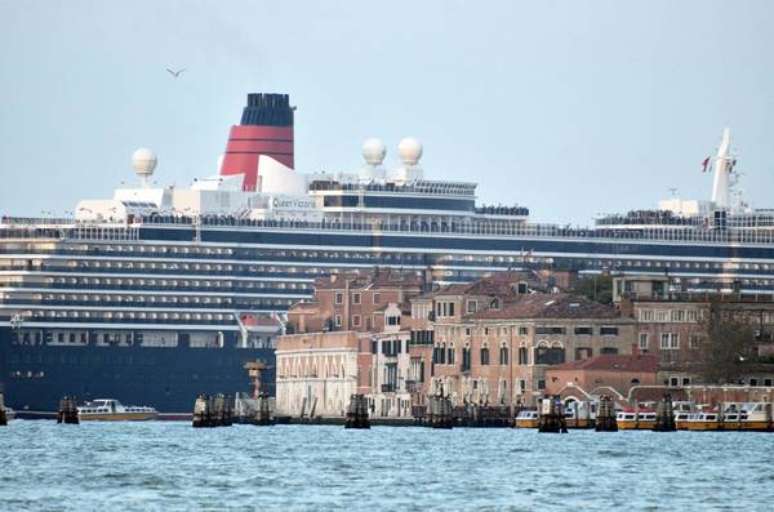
[220,93,294,192]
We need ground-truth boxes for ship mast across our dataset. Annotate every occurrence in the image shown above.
[711,127,732,209]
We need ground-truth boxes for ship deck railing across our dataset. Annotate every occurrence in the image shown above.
[3,216,774,245]
[307,179,477,197]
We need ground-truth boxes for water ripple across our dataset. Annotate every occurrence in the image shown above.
[1,422,773,511]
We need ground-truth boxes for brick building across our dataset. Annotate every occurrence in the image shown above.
[428,292,636,407]
[616,275,774,387]
[287,270,424,334]
[277,270,423,419]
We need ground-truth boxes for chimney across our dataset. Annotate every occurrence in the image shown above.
[219,93,295,191]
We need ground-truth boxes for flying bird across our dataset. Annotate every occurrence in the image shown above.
[166,67,186,78]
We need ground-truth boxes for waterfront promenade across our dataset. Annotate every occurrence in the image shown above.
[2,421,772,511]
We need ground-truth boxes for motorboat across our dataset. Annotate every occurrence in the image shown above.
[77,398,158,421]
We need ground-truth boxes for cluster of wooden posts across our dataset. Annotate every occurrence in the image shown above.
[193,393,275,427]
[0,392,8,426]
[341,393,678,432]
[57,396,79,425]
[192,394,234,428]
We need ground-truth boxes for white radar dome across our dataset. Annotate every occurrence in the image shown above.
[398,137,422,166]
[132,148,157,177]
[362,138,386,166]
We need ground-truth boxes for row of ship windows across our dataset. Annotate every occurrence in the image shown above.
[16,310,236,321]
[40,277,310,290]
[8,350,248,368]
[10,296,297,308]
[13,246,430,263]
[72,244,235,256]
[10,243,774,271]
[8,371,260,380]
[572,259,772,271]
[15,330,272,347]
[2,260,325,275]
[37,294,233,304]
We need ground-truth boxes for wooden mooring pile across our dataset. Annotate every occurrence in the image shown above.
[537,395,568,433]
[654,394,677,432]
[427,395,454,429]
[595,395,618,432]
[344,394,370,429]
[0,392,7,426]
[192,393,234,428]
[57,396,79,424]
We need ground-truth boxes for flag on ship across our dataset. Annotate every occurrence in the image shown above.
[701,157,710,172]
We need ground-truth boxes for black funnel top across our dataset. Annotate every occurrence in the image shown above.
[240,93,294,127]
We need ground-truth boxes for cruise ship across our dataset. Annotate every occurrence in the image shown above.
[2,93,773,416]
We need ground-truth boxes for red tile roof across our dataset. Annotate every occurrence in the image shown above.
[549,354,659,373]
[469,293,620,320]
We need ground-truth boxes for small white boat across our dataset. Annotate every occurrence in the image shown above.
[78,399,158,421]
[514,409,539,428]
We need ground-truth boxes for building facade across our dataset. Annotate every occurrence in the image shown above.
[428,292,637,407]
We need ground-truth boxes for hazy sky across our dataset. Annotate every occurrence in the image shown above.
[1,0,773,224]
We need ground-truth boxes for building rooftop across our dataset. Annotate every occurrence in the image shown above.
[469,293,621,320]
[436,271,544,298]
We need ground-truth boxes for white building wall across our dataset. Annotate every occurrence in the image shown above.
[275,347,359,418]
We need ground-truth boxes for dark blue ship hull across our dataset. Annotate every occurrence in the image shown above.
[0,328,275,416]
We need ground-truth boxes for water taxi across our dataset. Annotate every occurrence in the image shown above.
[616,410,657,430]
[678,402,773,431]
[77,399,158,421]
[678,411,722,431]
[564,401,596,429]
[514,409,539,428]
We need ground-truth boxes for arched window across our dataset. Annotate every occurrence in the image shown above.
[462,345,471,371]
[434,343,447,364]
[447,344,455,365]
[498,343,509,365]
[480,344,490,365]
